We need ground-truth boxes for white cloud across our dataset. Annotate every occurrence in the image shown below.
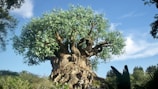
[94,9,105,15]
[11,0,34,18]
[119,11,144,19]
[113,36,158,61]
[109,23,122,30]
[108,22,158,61]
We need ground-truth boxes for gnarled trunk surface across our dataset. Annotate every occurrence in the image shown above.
[48,32,114,89]
[50,53,95,89]
[49,53,114,89]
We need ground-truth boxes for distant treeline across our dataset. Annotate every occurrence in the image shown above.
[0,70,19,76]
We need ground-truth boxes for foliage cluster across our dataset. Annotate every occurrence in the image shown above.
[13,5,125,65]
[143,0,158,38]
[0,70,68,89]
[0,0,24,51]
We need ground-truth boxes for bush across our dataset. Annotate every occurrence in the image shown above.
[0,76,31,89]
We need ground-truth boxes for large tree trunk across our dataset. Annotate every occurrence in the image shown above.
[49,53,95,89]
[49,32,114,89]
[49,53,114,89]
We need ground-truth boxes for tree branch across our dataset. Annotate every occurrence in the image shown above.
[88,21,97,36]
[88,22,94,36]
[77,37,94,57]
[54,32,69,57]
[77,37,112,57]
[87,41,111,57]
[55,31,63,44]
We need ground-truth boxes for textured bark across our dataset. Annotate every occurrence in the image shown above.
[49,53,114,89]
[49,32,113,89]
[50,53,95,89]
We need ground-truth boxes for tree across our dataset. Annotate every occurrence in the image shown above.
[145,64,158,87]
[0,0,24,50]
[145,69,158,89]
[132,66,146,86]
[106,70,116,77]
[143,0,158,38]
[0,70,19,76]
[146,65,158,75]
[106,70,117,89]
[13,6,125,88]
[144,64,158,89]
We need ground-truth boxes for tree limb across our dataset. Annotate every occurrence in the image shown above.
[77,38,111,57]
[54,32,69,57]
[87,41,111,57]
[77,37,94,57]
[88,22,94,36]
[55,31,63,44]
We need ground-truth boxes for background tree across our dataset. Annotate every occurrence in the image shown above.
[146,64,158,78]
[146,64,158,73]
[132,66,146,87]
[142,64,158,89]
[0,70,19,76]
[106,69,117,89]
[13,6,125,88]
[145,68,158,89]
[0,0,24,50]
[143,0,158,38]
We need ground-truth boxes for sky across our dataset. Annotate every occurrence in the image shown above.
[0,0,158,78]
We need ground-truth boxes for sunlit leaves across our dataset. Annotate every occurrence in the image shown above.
[98,31,125,61]
[13,5,125,65]
[0,70,69,89]
[0,76,30,89]
[13,6,107,64]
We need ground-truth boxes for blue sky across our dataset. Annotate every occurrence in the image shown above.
[0,0,158,78]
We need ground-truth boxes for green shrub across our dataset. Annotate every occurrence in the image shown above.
[0,76,31,89]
